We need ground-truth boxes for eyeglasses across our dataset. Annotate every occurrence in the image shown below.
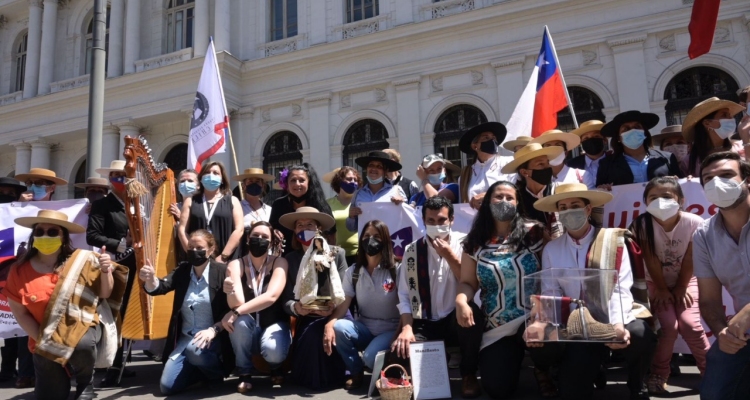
[33,227,60,237]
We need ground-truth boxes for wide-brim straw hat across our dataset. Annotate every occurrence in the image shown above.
[569,120,606,137]
[0,177,27,193]
[355,151,402,172]
[322,168,341,184]
[502,136,533,152]
[278,206,336,231]
[232,168,274,182]
[651,125,684,147]
[601,111,659,138]
[459,122,508,154]
[95,160,126,175]
[681,97,746,143]
[444,160,461,175]
[15,209,85,233]
[533,183,613,213]
[530,129,581,150]
[15,168,68,185]
[500,143,564,174]
[74,177,110,189]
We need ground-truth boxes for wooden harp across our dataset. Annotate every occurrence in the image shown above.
[121,136,177,340]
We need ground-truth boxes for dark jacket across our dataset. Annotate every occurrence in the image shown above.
[146,260,235,376]
[87,193,128,250]
[595,149,684,187]
[566,154,586,170]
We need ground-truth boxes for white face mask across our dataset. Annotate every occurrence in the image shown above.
[646,198,680,221]
[558,208,588,232]
[704,176,745,208]
[712,119,737,139]
[426,224,450,240]
[549,152,566,167]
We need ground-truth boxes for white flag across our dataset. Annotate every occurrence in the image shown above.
[188,39,229,172]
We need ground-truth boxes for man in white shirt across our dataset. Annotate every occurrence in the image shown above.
[566,120,608,189]
[391,196,484,398]
[527,183,656,400]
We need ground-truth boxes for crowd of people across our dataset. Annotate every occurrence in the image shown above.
[0,90,749,400]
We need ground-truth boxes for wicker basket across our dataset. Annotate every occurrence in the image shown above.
[375,364,413,400]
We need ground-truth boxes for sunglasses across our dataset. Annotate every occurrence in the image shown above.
[33,227,61,237]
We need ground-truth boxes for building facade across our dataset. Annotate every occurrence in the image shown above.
[0,0,748,199]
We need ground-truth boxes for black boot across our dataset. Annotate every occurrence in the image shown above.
[98,368,121,388]
[75,383,95,400]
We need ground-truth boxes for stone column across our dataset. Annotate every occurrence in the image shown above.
[608,34,651,112]
[491,56,526,124]
[309,0,326,45]
[234,107,254,171]
[107,0,125,78]
[124,0,140,74]
[306,92,332,176]
[102,125,121,169]
[393,76,422,182]
[12,142,32,175]
[37,0,58,95]
[118,122,141,157]
[23,0,43,98]
[193,0,210,57]
[28,139,51,169]
[214,0,231,52]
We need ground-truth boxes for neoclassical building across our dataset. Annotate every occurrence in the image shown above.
[0,0,748,199]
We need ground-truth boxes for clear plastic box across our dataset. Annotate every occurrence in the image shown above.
[523,268,624,343]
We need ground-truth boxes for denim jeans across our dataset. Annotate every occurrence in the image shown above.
[700,339,750,400]
[33,326,99,400]
[333,319,394,375]
[228,314,292,376]
[160,337,224,395]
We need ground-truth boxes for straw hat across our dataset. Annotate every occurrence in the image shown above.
[502,136,533,152]
[322,168,341,184]
[355,151,402,172]
[95,160,126,175]
[651,125,684,147]
[232,168,274,182]
[569,120,605,137]
[601,111,659,138]
[15,168,68,185]
[533,183,613,213]
[681,97,746,143]
[278,206,336,231]
[500,143,564,174]
[530,129,581,150]
[444,160,461,175]
[459,122,508,154]
[74,177,110,189]
[15,209,85,233]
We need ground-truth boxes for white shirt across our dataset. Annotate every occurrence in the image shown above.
[397,233,465,321]
[464,155,514,201]
[241,200,271,228]
[583,154,606,189]
[541,227,635,326]
[553,165,587,187]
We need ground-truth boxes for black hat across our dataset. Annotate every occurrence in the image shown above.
[459,122,508,154]
[601,111,659,138]
[355,150,402,172]
[0,177,27,193]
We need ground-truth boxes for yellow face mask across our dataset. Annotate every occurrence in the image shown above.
[33,236,62,255]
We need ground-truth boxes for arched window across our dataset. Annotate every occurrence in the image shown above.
[270,0,297,41]
[342,119,389,170]
[13,33,28,92]
[74,160,87,199]
[85,8,111,74]
[263,131,303,202]
[433,105,487,168]
[664,67,740,125]
[346,0,378,23]
[163,143,188,177]
[166,0,195,53]
[556,87,605,132]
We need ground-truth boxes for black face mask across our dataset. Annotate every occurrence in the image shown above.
[0,194,17,204]
[581,138,605,156]
[479,139,499,155]
[248,237,270,257]
[187,249,209,266]
[245,183,263,197]
[288,191,309,204]
[490,201,516,222]
[363,237,384,256]
[530,167,554,186]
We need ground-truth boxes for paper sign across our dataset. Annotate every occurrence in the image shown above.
[368,350,387,397]
[409,341,451,400]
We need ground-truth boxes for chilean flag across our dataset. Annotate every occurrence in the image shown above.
[688,0,721,59]
[506,27,571,140]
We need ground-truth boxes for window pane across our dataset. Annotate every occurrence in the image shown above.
[167,14,174,52]
[287,0,298,37]
[175,11,184,50]
[186,8,194,48]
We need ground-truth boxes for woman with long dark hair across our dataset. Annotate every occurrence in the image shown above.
[456,181,549,398]
[324,220,400,390]
[681,97,746,176]
[457,122,512,208]
[269,163,336,255]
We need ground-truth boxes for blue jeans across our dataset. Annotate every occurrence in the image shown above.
[160,337,224,395]
[701,339,750,400]
[228,314,292,376]
[333,319,394,375]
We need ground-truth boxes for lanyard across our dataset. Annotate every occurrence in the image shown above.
[246,255,269,322]
[202,195,222,230]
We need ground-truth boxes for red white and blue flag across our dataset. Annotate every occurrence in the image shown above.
[188,38,229,172]
[506,27,572,139]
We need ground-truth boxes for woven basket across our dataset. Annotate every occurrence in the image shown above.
[376,364,413,400]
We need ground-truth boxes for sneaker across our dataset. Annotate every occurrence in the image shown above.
[647,374,668,395]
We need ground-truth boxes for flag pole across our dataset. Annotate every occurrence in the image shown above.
[545,25,579,129]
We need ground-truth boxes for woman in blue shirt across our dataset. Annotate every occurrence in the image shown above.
[410,153,460,207]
